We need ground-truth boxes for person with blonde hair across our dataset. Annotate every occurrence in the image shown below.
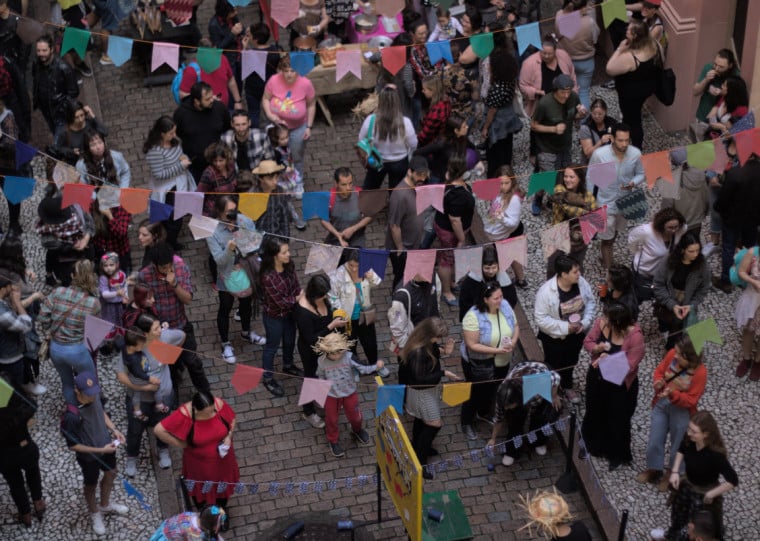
[417,74,450,147]
[519,489,591,540]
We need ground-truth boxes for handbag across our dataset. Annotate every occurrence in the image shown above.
[468,359,495,381]
[359,305,377,325]
[617,188,648,221]
[223,267,253,298]
[356,114,383,170]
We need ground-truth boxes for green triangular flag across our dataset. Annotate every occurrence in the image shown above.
[197,47,222,73]
[601,0,627,28]
[527,170,557,197]
[436,0,455,9]
[686,318,723,355]
[470,33,494,59]
[686,141,716,170]
[0,377,12,407]
[60,27,90,60]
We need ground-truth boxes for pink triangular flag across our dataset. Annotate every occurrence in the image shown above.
[147,341,183,365]
[495,235,527,268]
[455,246,483,282]
[297,378,333,407]
[578,206,608,244]
[734,128,760,166]
[540,221,571,259]
[271,0,299,27]
[708,138,730,173]
[641,150,673,188]
[61,183,95,212]
[231,364,264,395]
[381,46,406,76]
[376,0,404,17]
[472,177,501,200]
[556,10,582,39]
[241,49,267,80]
[587,160,617,190]
[151,42,180,72]
[403,249,436,285]
[415,184,444,214]
[84,315,113,351]
[336,49,362,82]
[174,191,204,219]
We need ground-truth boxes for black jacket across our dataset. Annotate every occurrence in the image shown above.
[714,158,760,228]
[172,97,230,165]
[32,56,78,120]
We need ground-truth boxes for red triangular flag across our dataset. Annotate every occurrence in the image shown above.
[472,177,501,200]
[231,364,264,395]
[61,183,95,212]
[734,128,760,165]
[119,188,150,215]
[147,340,182,365]
[381,46,406,76]
[641,150,673,188]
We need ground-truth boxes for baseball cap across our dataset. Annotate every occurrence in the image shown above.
[409,155,429,173]
[552,74,574,91]
[74,372,100,397]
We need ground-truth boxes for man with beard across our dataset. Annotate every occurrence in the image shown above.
[220,110,274,173]
[31,35,78,136]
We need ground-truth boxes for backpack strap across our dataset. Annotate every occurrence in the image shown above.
[368,114,375,144]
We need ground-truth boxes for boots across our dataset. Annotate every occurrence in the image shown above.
[414,424,441,480]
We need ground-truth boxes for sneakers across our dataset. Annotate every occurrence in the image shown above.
[635,469,662,484]
[263,378,284,397]
[242,331,266,345]
[294,217,307,231]
[294,182,304,200]
[99,54,114,65]
[564,389,581,404]
[233,309,240,322]
[711,275,733,293]
[377,366,391,378]
[74,61,93,77]
[125,457,137,477]
[475,413,495,426]
[501,454,515,466]
[21,381,47,395]
[222,343,236,364]
[92,512,106,535]
[158,448,172,469]
[534,445,547,456]
[657,469,672,492]
[650,527,666,540]
[462,424,478,441]
[352,428,371,446]
[302,412,325,429]
[329,441,345,457]
[736,358,751,378]
[701,241,718,257]
[99,503,128,515]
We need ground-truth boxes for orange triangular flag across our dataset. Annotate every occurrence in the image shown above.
[231,364,264,395]
[381,46,406,76]
[119,187,150,215]
[238,192,269,221]
[641,150,673,188]
[147,340,182,365]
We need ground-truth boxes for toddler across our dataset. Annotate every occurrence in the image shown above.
[99,252,129,343]
[427,7,463,42]
[267,124,307,230]
[122,327,172,419]
[314,333,383,458]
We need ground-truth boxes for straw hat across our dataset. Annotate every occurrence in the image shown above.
[519,490,574,539]
[312,332,356,355]
[252,160,285,176]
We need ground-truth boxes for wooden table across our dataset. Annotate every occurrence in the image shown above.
[306,46,380,127]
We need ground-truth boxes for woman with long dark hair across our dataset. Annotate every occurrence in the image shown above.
[143,115,195,250]
[705,75,750,139]
[399,317,458,479]
[259,236,301,397]
[294,274,347,428]
[652,233,711,348]
[549,165,597,272]
[578,98,616,163]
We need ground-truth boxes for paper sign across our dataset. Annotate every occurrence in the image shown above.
[472,177,501,200]
[403,250,436,285]
[298,378,333,408]
[442,382,472,406]
[238,192,269,221]
[381,46,406,76]
[3,176,35,204]
[147,340,182,365]
[598,351,629,385]
[522,372,552,404]
[686,317,723,354]
[359,248,389,281]
[151,42,180,72]
[119,188,150,215]
[496,235,527,268]
[376,384,405,416]
[540,221,571,260]
[62,183,95,212]
[231,364,263,395]
[188,215,219,240]
[415,184,444,214]
[336,49,362,82]
[642,150,673,188]
[686,141,716,170]
[173,191,204,219]
[587,160,617,190]
[304,244,343,275]
[84,315,113,351]
[455,246,483,282]
[515,22,541,55]
[556,10,582,39]
[527,170,556,196]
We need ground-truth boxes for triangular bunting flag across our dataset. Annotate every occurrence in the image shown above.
[381,46,406,75]
[472,177,501,200]
[359,248,389,281]
[376,0,404,17]
[173,191,204,219]
[238,192,269,221]
[149,199,173,223]
[403,249,436,284]
[304,244,343,275]
[515,22,541,55]
[3,176,35,204]
[302,191,330,221]
[642,150,673,188]
[231,364,263,395]
[686,318,723,354]
[527,170,556,196]
[522,372,552,404]
[336,49,362,82]
[119,188,150,215]
[601,0,627,28]
[61,27,90,59]
[241,49,267,80]
[415,184,445,214]
[84,315,112,351]
[426,41,453,65]
[197,47,222,73]
[686,141,716,170]
[107,35,133,67]
[147,340,182,365]
[151,42,180,72]
[15,140,36,169]
[708,138,730,173]
[0,376,12,407]
[441,382,472,406]
[455,246,483,282]
[297,378,333,407]
[188,215,218,240]
[587,160,616,190]
[470,33,494,59]
[496,235,527,268]
[578,206,607,244]
[540,221,571,259]
[289,51,315,76]
[734,127,760,165]
[556,9,582,39]
[270,0,299,27]
[598,351,629,385]
[62,183,95,212]
[376,384,405,416]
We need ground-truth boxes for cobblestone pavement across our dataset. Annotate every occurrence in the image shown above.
[2,7,758,541]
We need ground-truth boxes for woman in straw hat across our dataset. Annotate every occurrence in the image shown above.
[520,489,591,540]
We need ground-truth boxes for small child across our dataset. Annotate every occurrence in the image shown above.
[99,252,129,345]
[313,332,384,458]
[427,7,463,42]
[267,124,307,230]
[122,327,172,419]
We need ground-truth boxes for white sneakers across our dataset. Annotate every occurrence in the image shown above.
[99,503,128,515]
[222,343,236,364]
[501,454,515,466]
[303,413,325,429]
[125,457,137,477]
[535,445,547,456]
[21,382,47,395]
[92,512,106,535]
[158,448,172,469]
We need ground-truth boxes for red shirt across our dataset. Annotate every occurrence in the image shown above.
[179,55,234,106]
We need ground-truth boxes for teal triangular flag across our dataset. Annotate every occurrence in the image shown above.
[527,171,557,196]
[522,372,552,404]
[197,47,222,73]
[61,27,90,59]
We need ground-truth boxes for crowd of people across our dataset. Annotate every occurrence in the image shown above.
[0,0,753,539]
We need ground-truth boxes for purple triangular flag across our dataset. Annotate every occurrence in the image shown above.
[173,191,204,219]
[84,315,113,351]
[556,10,582,40]
[151,42,179,72]
[359,248,389,280]
[15,140,36,169]
[241,49,267,80]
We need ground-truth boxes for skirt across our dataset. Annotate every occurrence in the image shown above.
[735,288,760,333]
[405,386,441,422]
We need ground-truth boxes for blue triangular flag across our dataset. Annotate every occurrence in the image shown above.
[376,384,405,416]
[301,191,330,221]
[426,41,453,65]
[289,51,315,76]
[107,35,133,67]
[122,478,152,511]
[522,371,552,404]
[149,199,173,223]
[359,248,389,281]
[227,0,251,5]
[15,140,36,169]
[515,21,542,55]
[3,176,35,204]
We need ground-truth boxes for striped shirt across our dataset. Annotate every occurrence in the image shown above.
[38,287,101,344]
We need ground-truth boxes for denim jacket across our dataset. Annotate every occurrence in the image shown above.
[461,300,516,362]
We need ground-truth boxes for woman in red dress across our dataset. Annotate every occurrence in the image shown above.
[154,391,239,531]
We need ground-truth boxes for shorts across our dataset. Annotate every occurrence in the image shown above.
[597,212,627,241]
[77,453,117,485]
[91,0,120,32]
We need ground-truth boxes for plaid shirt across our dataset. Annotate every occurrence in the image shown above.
[417,99,451,147]
[197,164,237,216]
[93,205,131,259]
[38,287,101,344]
[220,128,275,172]
[137,255,193,328]
[261,268,300,318]
[0,298,33,362]
[35,212,85,244]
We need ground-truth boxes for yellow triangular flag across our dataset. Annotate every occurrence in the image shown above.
[238,192,269,221]
[442,382,472,406]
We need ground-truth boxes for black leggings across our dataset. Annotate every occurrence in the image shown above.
[0,441,43,516]
[349,320,378,365]
[218,291,252,342]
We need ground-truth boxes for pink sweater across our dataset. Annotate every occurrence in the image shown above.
[583,318,645,389]
[518,49,578,117]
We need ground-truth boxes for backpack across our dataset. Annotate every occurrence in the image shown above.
[729,246,759,287]
[329,186,362,211]
[171,61,200,104]
[60,403,81,434]
[355,114,383,170]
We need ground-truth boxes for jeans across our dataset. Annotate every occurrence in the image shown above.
[217,290,252,343]
[362,157,409,190]
[572,57,595,111]
[0,440,42,516]
[537,149,572,173]
[125,396,169,458]
[288,123,308,181]
[262,313,296,378]
[50,341,95,405]
[646,398,691,471]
